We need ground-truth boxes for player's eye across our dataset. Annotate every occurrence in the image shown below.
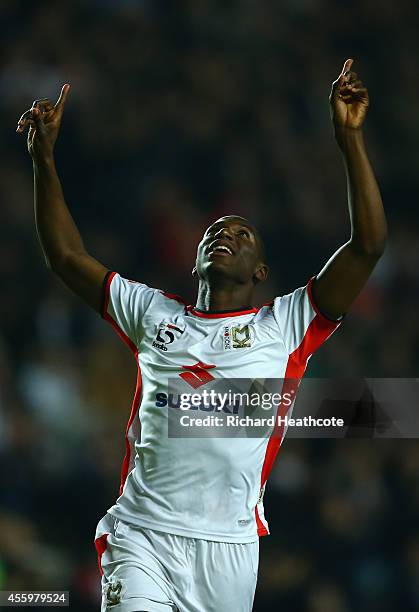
[237,229,250,238]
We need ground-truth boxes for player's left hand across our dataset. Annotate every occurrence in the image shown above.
[329,58,369,131]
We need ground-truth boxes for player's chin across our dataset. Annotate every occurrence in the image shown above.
[205,256,234,270]
[202,258,235,277]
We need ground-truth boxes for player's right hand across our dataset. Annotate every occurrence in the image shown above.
[16,84,70,162]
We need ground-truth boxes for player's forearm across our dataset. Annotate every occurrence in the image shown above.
[33,156,86,270]
[336,127,387,256]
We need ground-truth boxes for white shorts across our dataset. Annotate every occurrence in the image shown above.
[94,513,259,612]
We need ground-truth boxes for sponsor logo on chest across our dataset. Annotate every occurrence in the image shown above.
[223,324,255,350]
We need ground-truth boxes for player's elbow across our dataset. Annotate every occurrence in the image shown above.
[363,240,386,259]
[350,235,387,259]
[46,251,74,277]
[45,254,62,274]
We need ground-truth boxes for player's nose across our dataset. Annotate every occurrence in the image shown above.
[214,226,234,241]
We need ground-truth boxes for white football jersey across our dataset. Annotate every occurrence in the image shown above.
[102,272,341,543]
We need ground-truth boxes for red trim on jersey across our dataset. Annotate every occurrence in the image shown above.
[102,271,116,318]
[102,272,138,355]
[102,271,144,496]
[187,306,260,318]
[94,533,108,576]
[307,276,344,324]
[289,304,341,369]
[119,363,143,495]
[163,287,270,318]
[255,502,267,534]
[256,306,341,537]
[256,370,303,536]
[105,312,138,355]
[161,291,189,306]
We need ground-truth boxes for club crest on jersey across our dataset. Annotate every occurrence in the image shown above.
[223,324,254,350]
[105,580,123,605]
[153,321,184,351]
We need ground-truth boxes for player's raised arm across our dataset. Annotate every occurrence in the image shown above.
[311,58,387,320]
[16,85,108,313]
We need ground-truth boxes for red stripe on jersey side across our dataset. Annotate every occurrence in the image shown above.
[290,301,341,367]
[187,306,259,318]
[256,309,341,537]
[101,271,143,497]
[119,363,143,495]
[94,533,108,576]
[104,312,138,355]
[255,363,304,536]
[102,272,138,355]
[255,499,268,534]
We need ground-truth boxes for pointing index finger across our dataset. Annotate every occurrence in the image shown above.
[339,58,354,84]
[54,83,70,113]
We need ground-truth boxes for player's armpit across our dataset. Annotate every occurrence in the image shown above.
[50,251,108,314]
[311,240,384,320]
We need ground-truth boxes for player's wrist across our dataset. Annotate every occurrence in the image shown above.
[32,153,55,171]
[333,125,365,150]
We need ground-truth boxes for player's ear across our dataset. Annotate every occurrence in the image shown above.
[253,263,269,284]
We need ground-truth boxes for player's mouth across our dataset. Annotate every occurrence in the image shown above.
[207,242,235,257]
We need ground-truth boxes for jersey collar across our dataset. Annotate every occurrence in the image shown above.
[187,305,259,319]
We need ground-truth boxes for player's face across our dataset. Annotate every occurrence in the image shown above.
[194,216,268,285]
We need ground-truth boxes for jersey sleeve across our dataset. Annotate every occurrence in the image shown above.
[272,276,343,363]
[102,271,156,352]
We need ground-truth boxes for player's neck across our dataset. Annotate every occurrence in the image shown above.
[195,282,254,313]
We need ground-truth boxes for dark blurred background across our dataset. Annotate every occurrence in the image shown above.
[1,1,419,610]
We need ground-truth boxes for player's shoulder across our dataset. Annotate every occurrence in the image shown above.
[271,280,313,314]
[147,287,190,321]
[274,282,308,303]
[159,290,189,309]
[109,272,159,301]
[111,273,191,312]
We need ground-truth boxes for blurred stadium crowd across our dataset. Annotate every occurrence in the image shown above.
[1,1,419,610]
